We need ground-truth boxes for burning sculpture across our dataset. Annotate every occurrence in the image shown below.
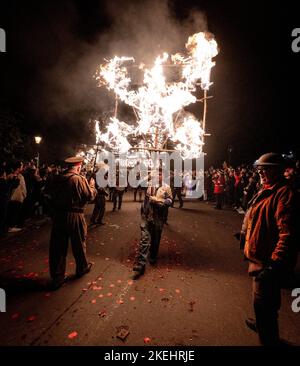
[94,31,218,160]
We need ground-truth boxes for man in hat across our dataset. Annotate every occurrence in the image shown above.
[132,169,172,280]
[90,161,109,225]
[242,152,298,345]
[48,156,97,290]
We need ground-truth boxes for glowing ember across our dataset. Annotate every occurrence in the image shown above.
[68,331,78,339]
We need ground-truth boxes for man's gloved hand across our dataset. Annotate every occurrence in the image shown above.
[255,260,283,282]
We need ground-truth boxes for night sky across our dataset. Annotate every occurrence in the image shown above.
[0,0,299,166]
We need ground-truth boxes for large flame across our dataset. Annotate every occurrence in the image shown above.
[173,114,205,159]
[183,32,218,90]
[95,31,218,159]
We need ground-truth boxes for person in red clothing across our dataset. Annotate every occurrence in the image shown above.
[213,171,225,209]
[242,152,298,346]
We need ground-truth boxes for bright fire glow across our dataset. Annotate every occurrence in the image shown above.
[173,114,205,159]
[95,32,218,159]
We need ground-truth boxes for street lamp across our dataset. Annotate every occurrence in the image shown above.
[34,136,42,168]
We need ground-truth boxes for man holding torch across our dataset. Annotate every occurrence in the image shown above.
[132,169,173,280]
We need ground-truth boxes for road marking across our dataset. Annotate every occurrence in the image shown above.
[103,280,132,322]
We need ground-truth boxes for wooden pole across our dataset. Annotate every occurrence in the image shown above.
[152,127,160,194]
[132,107,139,121]
[114,95,118,118]
[202,89,207,136]
[130,147,175,153]
[93,144,100,172]
[154,127,159,150]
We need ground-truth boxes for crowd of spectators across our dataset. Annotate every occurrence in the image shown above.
[1,156,299,238]
[0,160,63,237]
[204,160,300,212]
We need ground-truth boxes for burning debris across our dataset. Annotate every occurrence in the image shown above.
[93,31,218,160]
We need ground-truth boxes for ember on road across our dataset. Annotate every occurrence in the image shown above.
[0,195,299,346]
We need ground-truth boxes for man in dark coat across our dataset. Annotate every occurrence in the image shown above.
[48,156,96,290]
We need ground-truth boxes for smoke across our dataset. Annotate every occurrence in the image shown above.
[17,0,208,147]
[100,0,207,61]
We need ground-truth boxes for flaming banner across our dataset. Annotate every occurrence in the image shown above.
[95,31,218,160]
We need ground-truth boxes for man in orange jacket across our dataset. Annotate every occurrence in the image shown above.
[242,152,298,345]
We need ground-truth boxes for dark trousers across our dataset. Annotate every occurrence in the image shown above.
[109,188,114,201]
[163,206,169,223]
[215,193,223,209]
[252,275,281,345]
[7,201,22,228]
[19,195,40,225]
[134,187,143,202]
[136,220,163,266]
[49,212,88,282]
[234,187,242,207]
[0,199,8,235]
[90,194,105,223]
[172,188,183,207]
[113,190,124,210]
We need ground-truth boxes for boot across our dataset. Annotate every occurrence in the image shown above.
[245,317,257,333]
[131,264,145,280]
[76,263,93,278]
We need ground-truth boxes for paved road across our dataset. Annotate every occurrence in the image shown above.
[0,193,299,346]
